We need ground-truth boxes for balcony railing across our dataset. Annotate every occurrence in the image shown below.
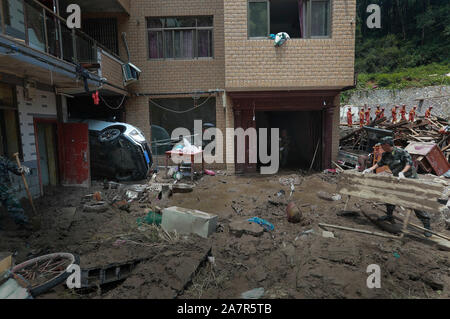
[0,0,121,65]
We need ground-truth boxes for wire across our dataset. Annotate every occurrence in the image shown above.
[149,95,213,114]
[100,94,127,110]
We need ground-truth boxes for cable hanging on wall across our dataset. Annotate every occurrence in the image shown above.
[149,95,213,114]
[100,94,127,110]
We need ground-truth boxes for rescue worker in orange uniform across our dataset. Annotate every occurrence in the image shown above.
[375,106,381,120]
[391,106,398,123]
[425,106,433,119]
[409,106,417,122]
[347,108,353,127]
[359,108,365,127]
[365,107,371,125]
[400,104,407,121]
[380,108,385,119]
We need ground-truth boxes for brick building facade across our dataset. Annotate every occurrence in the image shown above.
[83,0,356,174]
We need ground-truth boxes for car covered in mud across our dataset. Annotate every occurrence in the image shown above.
[74,119,152,181]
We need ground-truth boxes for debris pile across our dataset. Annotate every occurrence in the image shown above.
[339,116,450,175]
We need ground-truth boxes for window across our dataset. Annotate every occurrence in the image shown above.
[248,0,331,39]
[0,83,22,159]
[147,16,213,59]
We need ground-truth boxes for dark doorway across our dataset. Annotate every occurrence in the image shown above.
[256,111,322,171]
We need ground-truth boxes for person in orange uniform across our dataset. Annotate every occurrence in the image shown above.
[409,106,417,122]
[400,104,407,121]
[391,106,398,123]
[365,107,371,125]
[380,108,385,119]
[359,108,365,127]
[425,106,433,119]
[347,108,353,127]
[375,106,381,120]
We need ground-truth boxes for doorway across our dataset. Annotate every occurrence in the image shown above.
[34,119,59,191]
[256,111,323,171]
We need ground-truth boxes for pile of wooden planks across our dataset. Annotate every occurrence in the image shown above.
[336,170,447,214]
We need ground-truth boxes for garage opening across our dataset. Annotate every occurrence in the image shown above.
[149,97,216,156]
[256,111,322,171]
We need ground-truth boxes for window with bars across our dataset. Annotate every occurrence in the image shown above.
[147,16,213,60]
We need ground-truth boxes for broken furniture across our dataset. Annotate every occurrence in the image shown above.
[405,142,450,176]
[336,170,448,241]
[161,206,218,238]
[165,150,204,182]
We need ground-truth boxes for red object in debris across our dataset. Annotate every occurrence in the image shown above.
[204,169,216,176]
[92,91,100,105]
[405,142,450,176]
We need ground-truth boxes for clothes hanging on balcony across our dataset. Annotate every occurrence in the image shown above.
[269,32,291,47]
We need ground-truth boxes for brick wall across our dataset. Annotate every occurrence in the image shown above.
[121,0,225,94]
[224,0,356,90]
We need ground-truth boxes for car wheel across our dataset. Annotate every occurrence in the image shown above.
[99,128,121,144]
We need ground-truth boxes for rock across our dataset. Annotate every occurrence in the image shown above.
[422,276,444,291]
[317,191,341,201]
[445,219,450,230]
[229,220,265,237]
[322,231,335,238]
[286,202,302,223]
[241,287,265,299]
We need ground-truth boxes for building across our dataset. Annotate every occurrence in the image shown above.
[0,0,130,198]
[1,0,356,201]
[116,0,356,173]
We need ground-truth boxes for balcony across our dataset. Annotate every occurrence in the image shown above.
[0,0,127,94]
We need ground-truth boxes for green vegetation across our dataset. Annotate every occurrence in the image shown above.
[354,0,450,89]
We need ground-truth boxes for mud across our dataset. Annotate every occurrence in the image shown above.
[0,171,449,299]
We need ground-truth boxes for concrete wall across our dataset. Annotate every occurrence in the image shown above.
[223,0,356,90]
[346,85,450,121]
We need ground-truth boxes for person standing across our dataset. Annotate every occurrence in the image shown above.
[363,137,432,237]
[359,108,365,127]
[0,156,31,229]
[347,108,353,127]
[400,104,407,121]
[409,106,417,122]
[391,106,398,123]
[425,106,433,119]
[365,107,371,125]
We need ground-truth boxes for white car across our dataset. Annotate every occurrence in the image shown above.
[72,119,152,181]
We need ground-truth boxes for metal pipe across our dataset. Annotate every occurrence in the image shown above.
[135,89,225,97]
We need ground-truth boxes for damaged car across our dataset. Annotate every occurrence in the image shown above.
[74,120,152,181]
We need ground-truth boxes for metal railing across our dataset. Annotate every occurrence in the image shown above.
[0,0,121,65]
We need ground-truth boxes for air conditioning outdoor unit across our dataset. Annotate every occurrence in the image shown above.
[122,62,141,86]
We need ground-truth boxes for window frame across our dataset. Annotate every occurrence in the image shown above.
[0,83,23,160]
[304,0,332,39]
[247,0,270,39]
[146,16,214,60]
[247,0,332,40]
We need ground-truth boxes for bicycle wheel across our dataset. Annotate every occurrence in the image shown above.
[11,252,80,297]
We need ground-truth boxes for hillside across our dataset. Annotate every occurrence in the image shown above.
[354,0,450,90]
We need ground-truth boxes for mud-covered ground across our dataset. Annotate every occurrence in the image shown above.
[1,170,449,299]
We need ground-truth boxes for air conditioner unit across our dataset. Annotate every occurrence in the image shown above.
[122,62,141,86]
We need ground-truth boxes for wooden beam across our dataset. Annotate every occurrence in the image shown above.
[336,170,446,214]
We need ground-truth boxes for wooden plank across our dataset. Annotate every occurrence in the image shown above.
[336,170,446,213]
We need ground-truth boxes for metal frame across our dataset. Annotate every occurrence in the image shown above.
[147,16,214,60]
[247,0,270,39]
